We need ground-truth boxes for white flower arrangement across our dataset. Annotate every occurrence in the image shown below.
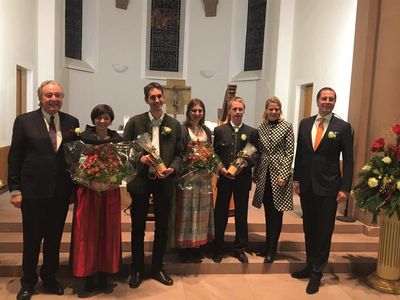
[327,131,338,139]
[161,126,172,135]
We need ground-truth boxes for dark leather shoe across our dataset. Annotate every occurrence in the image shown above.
[151,269,173,286]
[84,276,95,292]
[263,253,276,263]
[17,287,33,300]
[98,272,108,290]
[43,280,64,295]
[129,272,144,289]
[233,249,248,263]
[212,251,223,263]
[291,266,312,279]
[306,277,321,294]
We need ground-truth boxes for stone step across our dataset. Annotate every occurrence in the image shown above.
[0,231,379,253]
[0,220,376,235]
[0,251,377,277]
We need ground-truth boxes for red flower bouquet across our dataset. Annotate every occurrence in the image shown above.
[178,141,220,191]
[64,141,138,191]
[354,123,400,223]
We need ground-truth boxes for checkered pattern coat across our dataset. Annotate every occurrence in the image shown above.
[252,120,295,211]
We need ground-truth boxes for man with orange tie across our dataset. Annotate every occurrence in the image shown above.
[292,87,354,294]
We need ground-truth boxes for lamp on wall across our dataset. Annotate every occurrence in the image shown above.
[200,70,216,78]
[112,64,129,73]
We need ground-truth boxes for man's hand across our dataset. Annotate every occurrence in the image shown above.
[220,167,235,180]
[10,194,22,209]
[293,181,300,195]
[336,191,349,203]
[157,168,174,179]
[140,154,156,167]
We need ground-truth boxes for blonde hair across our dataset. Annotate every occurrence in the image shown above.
[263,96,283,121]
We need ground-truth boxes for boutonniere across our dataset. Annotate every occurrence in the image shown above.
[161,126,172,135]
[327,131,338,139]
[66,127,80,137]
[241,134,247,141]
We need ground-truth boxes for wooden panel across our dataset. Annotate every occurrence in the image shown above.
[0,146,10,187]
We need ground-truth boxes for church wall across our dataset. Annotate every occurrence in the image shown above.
[0,0,38,147]
[284,0,357,132]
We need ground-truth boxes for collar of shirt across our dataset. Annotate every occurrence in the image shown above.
[148,112,164,126]
[42,109,60,130]
[230,121,243,132]
[315,113,332,126]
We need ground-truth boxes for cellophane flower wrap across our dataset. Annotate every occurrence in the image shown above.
[64,140,139,192]
[353,124,400,223]
[134,132,166,173]
[227,142,257,176]
[178,140,220,191]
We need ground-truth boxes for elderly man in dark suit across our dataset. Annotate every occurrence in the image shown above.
[123,82,182,288]
[212,97,258,263]
[8,80,79,300]
[292,87,354,294]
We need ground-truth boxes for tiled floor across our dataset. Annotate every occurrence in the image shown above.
[1,273,399,299]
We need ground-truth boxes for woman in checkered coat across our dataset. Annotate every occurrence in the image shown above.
[252,97,295,263]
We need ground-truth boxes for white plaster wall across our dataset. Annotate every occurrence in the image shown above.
[0,0,38,147]
[287,0,357,132]
[66,0,261,129]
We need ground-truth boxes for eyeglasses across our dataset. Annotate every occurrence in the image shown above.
[43,93,64,98]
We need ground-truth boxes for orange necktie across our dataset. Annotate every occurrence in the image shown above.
[314,118,324,151]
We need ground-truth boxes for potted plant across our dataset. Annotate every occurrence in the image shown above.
[353,123,400,294]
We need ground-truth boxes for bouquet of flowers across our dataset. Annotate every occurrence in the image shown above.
[227,142,257,177]
[64,140,139,192]
[135,132,166,173]
[178,140,220,191]
[353,124,400,223]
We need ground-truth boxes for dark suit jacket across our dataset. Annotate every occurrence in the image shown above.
[213,123,258,191]
[8,108,80,200]
[293,114,354,197]
[123,112,183,195]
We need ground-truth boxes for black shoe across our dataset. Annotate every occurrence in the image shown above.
[263,248,277,263]
[256,249,267,257]
[16,287,33,300]
[233,249,248,263]
[151,269,173,286]
[212,251,223,263]
[97,272,108,290]
[129,272,144,289]
[42,280,64,295]
[84,276,95,292]
[306,277,321,294]
[191,248,205,259]
[291,266,312,279]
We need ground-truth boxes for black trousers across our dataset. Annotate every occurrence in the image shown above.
[21,196,69,288]
[300,188,338,275]
[214,176,250,250]
[262,172,283,253]
[129,179,171,273]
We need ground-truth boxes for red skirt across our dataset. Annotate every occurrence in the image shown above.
[71,186,121,277]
